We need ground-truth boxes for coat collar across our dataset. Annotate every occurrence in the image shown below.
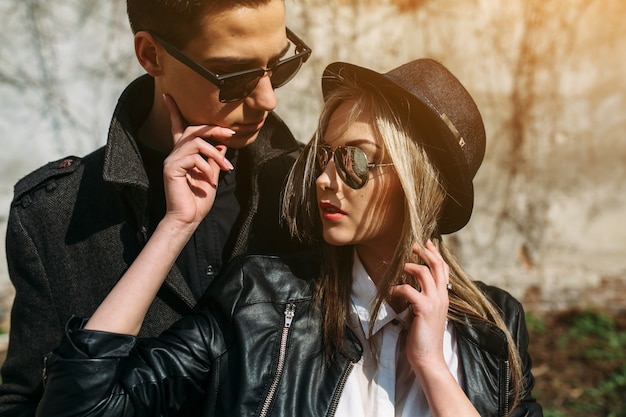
[103,75,153,189]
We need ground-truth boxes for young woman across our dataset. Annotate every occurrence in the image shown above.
[36,59,542,417]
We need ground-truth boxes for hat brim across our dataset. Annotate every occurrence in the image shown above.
[321,62,474,234]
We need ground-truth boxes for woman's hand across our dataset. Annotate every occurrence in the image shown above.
[390,239,450,373]
[391,240,479,417]
[161,93,235,229]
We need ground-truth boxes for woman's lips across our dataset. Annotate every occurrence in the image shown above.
[319,201,346,221]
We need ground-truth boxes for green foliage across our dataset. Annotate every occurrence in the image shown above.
[548,309,626,417]
[543,411,567,417]
[525,312,546,334]
[559,309,626,364]
[572,366,626,416]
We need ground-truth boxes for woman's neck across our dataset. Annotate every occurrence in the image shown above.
[356,245,409,313]
[355,245,394,286]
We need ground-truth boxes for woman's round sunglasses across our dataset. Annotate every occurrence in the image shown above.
[315,145,393,189]
[150,28,312,103]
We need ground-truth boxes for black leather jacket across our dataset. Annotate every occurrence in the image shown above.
[36,252,542,417]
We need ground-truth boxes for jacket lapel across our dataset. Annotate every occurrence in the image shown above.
[162,263,197,310]
[454,318,509,417]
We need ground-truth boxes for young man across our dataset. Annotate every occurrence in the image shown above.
[0,1,311,415]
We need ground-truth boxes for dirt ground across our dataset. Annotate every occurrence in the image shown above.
[527,307,626,416]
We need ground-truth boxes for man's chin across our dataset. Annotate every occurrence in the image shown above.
[219,130,260,149]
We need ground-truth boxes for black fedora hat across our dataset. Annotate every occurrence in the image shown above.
[321,59,486,234]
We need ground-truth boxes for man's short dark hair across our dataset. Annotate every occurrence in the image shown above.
[127,0,276,48]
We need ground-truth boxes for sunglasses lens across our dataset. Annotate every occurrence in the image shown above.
[315,146,331,173]
[335,147,369,189]
[218,56,302,102]
[316,146,369,189]
[219,71,264,102]
[218,38,309,102]
[270,56,305,89]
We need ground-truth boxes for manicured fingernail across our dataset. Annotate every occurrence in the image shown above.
[224,128,236,135]
[226,159,235,171]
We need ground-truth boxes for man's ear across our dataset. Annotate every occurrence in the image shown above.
[134,31,163,76]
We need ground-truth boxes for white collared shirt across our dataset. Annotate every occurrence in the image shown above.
[335,253,461,417]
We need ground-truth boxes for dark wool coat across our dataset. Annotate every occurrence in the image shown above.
[0,75,304,417]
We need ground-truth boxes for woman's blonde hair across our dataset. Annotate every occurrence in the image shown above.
[282,77,523,412]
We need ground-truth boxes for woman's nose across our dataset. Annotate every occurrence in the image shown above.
[316,159,339,190]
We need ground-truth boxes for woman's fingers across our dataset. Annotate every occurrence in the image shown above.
[392,240,452,317]
[163,93,185,143]
[168,138,233,179]
[163,94,235,173]
[392,241,455,375]
[164,149,222,189]
[409,240,450,293]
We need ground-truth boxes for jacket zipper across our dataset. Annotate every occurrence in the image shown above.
[503,359,510,417]
[327,361,354,417]
[258,303,296,417]
[42,355,48,384]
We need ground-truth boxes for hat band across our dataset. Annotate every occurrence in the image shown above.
[440,113,465,149]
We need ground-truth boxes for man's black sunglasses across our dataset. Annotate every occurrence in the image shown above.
[150,28,312,103]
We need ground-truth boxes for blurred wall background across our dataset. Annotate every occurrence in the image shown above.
[1,0,625,329]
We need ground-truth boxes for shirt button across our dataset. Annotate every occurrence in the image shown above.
[205,265,215,277]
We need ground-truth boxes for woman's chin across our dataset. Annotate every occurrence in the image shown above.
[322,231,353,247]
